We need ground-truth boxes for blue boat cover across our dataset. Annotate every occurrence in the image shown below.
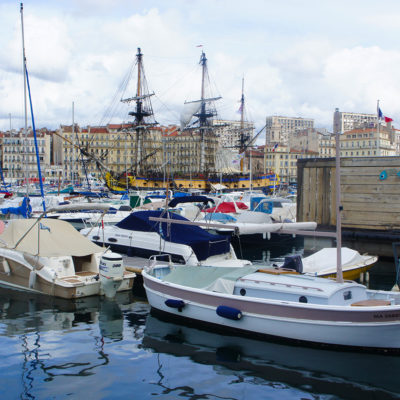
[168,196,214,208]
[204,212,237,223]
[116,210,231,261]
[1,197,32,218]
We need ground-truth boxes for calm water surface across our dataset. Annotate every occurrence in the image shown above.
[1,241,399,400]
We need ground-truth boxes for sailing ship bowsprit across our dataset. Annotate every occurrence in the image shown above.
[102,49,278,193]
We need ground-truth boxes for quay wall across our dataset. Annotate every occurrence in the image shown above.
[297,157,400,257]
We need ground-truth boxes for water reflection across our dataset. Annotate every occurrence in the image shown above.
[0,286,129,399]
[142,311,400,399]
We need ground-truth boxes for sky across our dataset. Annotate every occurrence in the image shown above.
[1,0,400,142]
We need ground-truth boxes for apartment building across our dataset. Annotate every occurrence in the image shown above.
[333,108,377,133]
[265,116,314,146]
[1,128,52,182]
[212,119,255,151]
[164,128,218,175]
[59,123,164,182]
[264,143,318,184]
[339,125,396,157]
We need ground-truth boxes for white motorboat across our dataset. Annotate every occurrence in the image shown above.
[274,247,377,280]
[143,263,400,351]
[0,217,135,299]
[168,196,316,240]
[81,209,252,267]
[299,247,377,279]
[44,202,132,230]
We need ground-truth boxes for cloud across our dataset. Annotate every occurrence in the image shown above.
[2,0,400,135]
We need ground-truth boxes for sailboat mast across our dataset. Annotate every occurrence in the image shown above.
[199,52,207,171]
[136,49,142,99]
[334,112,343,283]
[239,77,245,172]
[135,48,143,176]
[20,3,29,197]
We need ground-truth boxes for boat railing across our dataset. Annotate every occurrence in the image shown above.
[147,253,172,268]
[149,216,239,234]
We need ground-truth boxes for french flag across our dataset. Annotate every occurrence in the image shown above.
[378,107,393,122]
[272,143,279,152]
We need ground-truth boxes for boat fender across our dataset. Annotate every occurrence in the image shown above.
[2,259,10,275]
[216,305,242,320]
[29,270,36,289]
[165,299,185,311]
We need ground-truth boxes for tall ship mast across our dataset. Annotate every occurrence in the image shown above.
[238,77,251,172]
[182,51,221,172]
[121,48,157,176]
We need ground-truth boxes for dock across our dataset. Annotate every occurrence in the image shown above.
[297,157,400,257]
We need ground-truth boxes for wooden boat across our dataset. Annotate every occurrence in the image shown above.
[0,217,135,299]
[143,263,400,351]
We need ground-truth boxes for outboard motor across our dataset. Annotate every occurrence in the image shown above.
[282,255,303,273]
[99,252,124,298]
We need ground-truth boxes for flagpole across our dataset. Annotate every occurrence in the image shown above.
[377,99,380,157]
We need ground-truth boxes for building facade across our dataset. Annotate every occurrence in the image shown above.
[264,143,319,184]
[333,108,377,133]
[338,125,396,157]
[265,116,314,146]
[212,119,255,151]
[164,128,218,175]
[1,128,52,183]
[59,123,164,183]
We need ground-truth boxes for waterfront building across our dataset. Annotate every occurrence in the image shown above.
[1,127,53,183]
[164,127,218,175]
[59,123,164,183]
[339,125,396,157]
[212,119,255,151]
[333,108,377,133]
[264,143,318,184]
[265,116,314,146]
[289,128,336,158]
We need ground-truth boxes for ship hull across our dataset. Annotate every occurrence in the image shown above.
[105,172,279,193]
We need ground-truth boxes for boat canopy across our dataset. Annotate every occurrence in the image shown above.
[0,218,103,257]
[163,265,258,292]
[206,201,248,213]
[168,196,214,208]
[116,210,231,261]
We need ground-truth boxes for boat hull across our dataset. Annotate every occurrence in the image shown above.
[0,257,135,299]
[105,172,279,192]
[143,273,400,350]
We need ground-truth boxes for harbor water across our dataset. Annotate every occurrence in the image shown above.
[0,239,399,400]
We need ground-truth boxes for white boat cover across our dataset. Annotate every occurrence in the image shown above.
[0,218,103,257]
[302,247,370,274]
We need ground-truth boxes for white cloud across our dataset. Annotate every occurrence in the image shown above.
[2,0,400,136]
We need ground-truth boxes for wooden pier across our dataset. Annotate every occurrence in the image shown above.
[297,157,400,257]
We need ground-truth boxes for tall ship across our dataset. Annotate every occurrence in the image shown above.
[99,48,278,193]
